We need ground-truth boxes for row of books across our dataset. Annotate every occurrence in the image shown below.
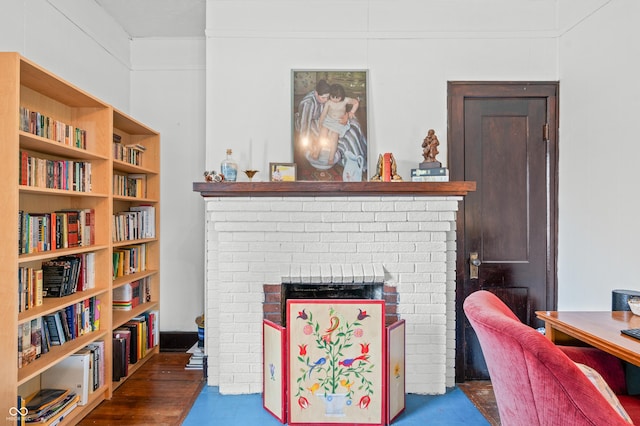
[41,253,96,298]
[18,208,96,254]
[113,133,146,167]
[20,106,88,149]
[113,310,159,381]
[113,173,147,198]
[20,151,92,192]
[113,244,147,279]
[41,342,106,406]
[112,205,156,242]
[18,267,43,313]
[17,341,105,423]
[411,167,450,182]
[113,278,151,311]
[17,388,79,425]
[18,296,100,368]
[18,253,95,313]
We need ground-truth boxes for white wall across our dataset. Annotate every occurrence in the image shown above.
[0,0,131,110]
[205,0,558,177]
[557,0,640,310]
[131,38,207,331]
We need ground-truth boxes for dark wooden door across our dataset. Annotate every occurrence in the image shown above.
[448,82,558,381]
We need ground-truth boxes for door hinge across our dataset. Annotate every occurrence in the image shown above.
[543,123,549,141]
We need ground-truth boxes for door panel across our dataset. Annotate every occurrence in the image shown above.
[449,82,558,381]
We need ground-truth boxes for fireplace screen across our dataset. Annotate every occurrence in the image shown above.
[287,299,385,425]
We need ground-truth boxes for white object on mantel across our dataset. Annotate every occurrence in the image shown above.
[281,264,385,284]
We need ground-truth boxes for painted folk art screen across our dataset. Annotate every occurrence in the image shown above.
[263,320,286,423]
[287,299,385,425]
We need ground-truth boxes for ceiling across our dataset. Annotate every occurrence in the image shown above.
[95,0,206,38]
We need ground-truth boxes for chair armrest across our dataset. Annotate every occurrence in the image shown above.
[559,345,627,394]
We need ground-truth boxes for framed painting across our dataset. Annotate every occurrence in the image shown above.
[292,70,368,182]
[287,299,385,425]
[263,319,287,423]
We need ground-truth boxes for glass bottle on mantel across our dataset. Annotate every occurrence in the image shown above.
[220,148,238,182]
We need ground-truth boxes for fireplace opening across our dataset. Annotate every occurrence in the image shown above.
[281,282,383,324]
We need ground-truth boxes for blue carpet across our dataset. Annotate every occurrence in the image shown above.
[183,386,490,425]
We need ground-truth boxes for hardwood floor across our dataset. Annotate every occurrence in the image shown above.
[459,381,500,426]
[78,352,204,425]
[78,352,499,426]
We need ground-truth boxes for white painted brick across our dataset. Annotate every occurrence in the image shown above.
[206,196,462,396]
[270,201,303,211]
[343,212,375,222]
[305,222,332,232]
[384,242,417,253]
[406,211,440,222]
[374,232,399,242]
[419,221,452,232]
[277,222,305,232]
[303,242,330,253]
[398,232,430,242]
[361,201,395,212]
[303,202,332,212]
[332,222,360,232]
[360,222,387,232]
[394,201,428,211]
[331,201,363,212]
[375,212,408,222]
[387,222,419,232]
[264,232,294,242]
[320,212,343,222]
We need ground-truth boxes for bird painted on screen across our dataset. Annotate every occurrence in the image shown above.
[357,309,370,320]
[339,354,369,367]
[307,357,326,374]
[339,379,353,392]
[307,382,321,395]
[321,316,340,343]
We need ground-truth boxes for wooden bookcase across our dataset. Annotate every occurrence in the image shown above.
[0,52,160,424]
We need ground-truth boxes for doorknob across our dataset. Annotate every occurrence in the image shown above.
[470,252,481,279]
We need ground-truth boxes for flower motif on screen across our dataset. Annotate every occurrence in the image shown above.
[299,344,307,356]
[298,396,310,409]
[358,395,371,409]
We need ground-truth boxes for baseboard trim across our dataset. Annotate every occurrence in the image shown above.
[160,331,199,352]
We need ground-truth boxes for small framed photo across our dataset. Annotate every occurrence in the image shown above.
[269,163,297,182]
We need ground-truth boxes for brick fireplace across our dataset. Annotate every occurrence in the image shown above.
[194,181,474,395]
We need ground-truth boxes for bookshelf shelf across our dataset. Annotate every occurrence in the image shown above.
[112,159,158,175]
[18,288,108,324]
[1,52,161,423]
[113,269,159,289]
[112,301,160,329]
[18,330,110,386]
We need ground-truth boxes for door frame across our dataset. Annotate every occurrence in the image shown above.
[447,81,559,382]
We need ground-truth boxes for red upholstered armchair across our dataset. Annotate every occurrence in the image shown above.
[463,290,640,425]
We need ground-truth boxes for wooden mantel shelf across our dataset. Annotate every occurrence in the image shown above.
[193,181,476,197]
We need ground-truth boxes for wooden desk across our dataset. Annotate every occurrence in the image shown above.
[536,311,640,367]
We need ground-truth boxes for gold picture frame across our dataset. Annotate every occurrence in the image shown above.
[269,162,297,182]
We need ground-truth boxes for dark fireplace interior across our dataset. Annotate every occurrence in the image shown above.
[263,283,398,326]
